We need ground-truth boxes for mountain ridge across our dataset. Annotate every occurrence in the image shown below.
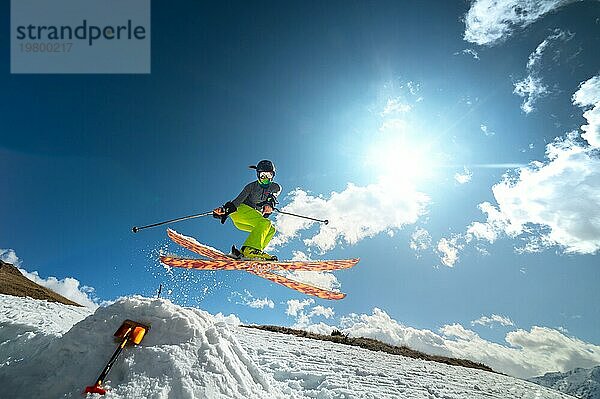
[0,260,82,307]
[529,366,600,399]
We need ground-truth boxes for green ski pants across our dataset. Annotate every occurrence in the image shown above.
[229,204,276,250]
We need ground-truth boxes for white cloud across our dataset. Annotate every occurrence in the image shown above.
[213,312,241,326]
[302,322,336,335]
[246,298,274,309]
[336,308,600,379]
[573,75,600,147]
[273,251,342,292]
[291,251,311,261]
[340,308,454,357]
[272,179,430,253]
[233,290,274,309]
[410,227,432,254]
[454,167,473,184]
[0,249,20,266]
[454,48,480,60]
[406,81,420,96]
[310,305,335,319]
[463,0,580,46]
[437,236,464,267]
[286,299,314,317]
[513,75,549,114]
[279,270,341,292]
[491,134,600,254]
[381,98,412,115]
[472,314,515,328]
[466,76,600,256]
[513,30,573,114]
[18,268,99,309]
[480,124,495,136]
[466,201,521,244]
[286,299,336,330]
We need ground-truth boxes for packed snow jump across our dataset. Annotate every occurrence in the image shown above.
[132,159,360,299]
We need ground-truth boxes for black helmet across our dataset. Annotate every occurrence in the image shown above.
[250,160,276,176]
[250,160,275,187]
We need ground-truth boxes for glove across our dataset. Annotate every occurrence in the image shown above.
[262,204,273,217]
[213,201,237,224]
[258,194,277,218]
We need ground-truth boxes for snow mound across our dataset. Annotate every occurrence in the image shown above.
[0,296,288,398]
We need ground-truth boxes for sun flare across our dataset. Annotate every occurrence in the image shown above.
[365,136,433,183]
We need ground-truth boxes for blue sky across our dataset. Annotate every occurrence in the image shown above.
[2,0,600,378]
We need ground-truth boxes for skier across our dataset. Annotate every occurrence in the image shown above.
[213,160,281,260]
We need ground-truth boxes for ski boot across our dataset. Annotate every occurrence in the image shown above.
[241,246,278,261]
[230,245,243,260]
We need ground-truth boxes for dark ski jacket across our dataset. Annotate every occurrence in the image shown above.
[231,181,281,212]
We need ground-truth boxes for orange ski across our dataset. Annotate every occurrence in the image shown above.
[163,229,356,299]
[159,256,359,272]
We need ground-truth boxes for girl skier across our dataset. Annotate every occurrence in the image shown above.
[213,160,281,260]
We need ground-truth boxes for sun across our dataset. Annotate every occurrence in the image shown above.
[364,135,433,184]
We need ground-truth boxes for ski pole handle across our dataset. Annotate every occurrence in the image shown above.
[132,211,213,233]
[273,208,329,225]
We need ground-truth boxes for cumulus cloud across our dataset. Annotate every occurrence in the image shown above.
[232,290,274,309]
[513,30,573,114]
[213,312,241,326]
[1,249,99,309]
[286,299,336,331]
[335,308,600,379]
[271,179,430,253]
[246,298,274,309]
[0,249,20,266]
[339,308,452,356]
[513,75,549,113]
[454,167,473,184]
[465,76,600,256]
[302,322,336,335]
[450,325,600,378]
[268,251,343,292]
[495,137,600,253]
[310,305,335,319]
[410,227,432,254]
[286,299,314,317]
[573,75,600,147]
[472,314,515,328]
[463,0,580,46]
[437,235,465,267]
[18,268,99,309]
[466,201,521,243]
[475,133,600,254]
[279,269,342,292]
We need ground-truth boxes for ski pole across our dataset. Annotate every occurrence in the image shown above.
[273,208,329,225]
[132,211,213,233]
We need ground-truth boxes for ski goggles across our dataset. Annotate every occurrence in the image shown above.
[258,171,274,180]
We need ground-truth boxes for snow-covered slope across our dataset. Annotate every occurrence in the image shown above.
[0,294,291,398]
[236,326,575,399]
[0,294,575,398]
[529,366,600,399]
